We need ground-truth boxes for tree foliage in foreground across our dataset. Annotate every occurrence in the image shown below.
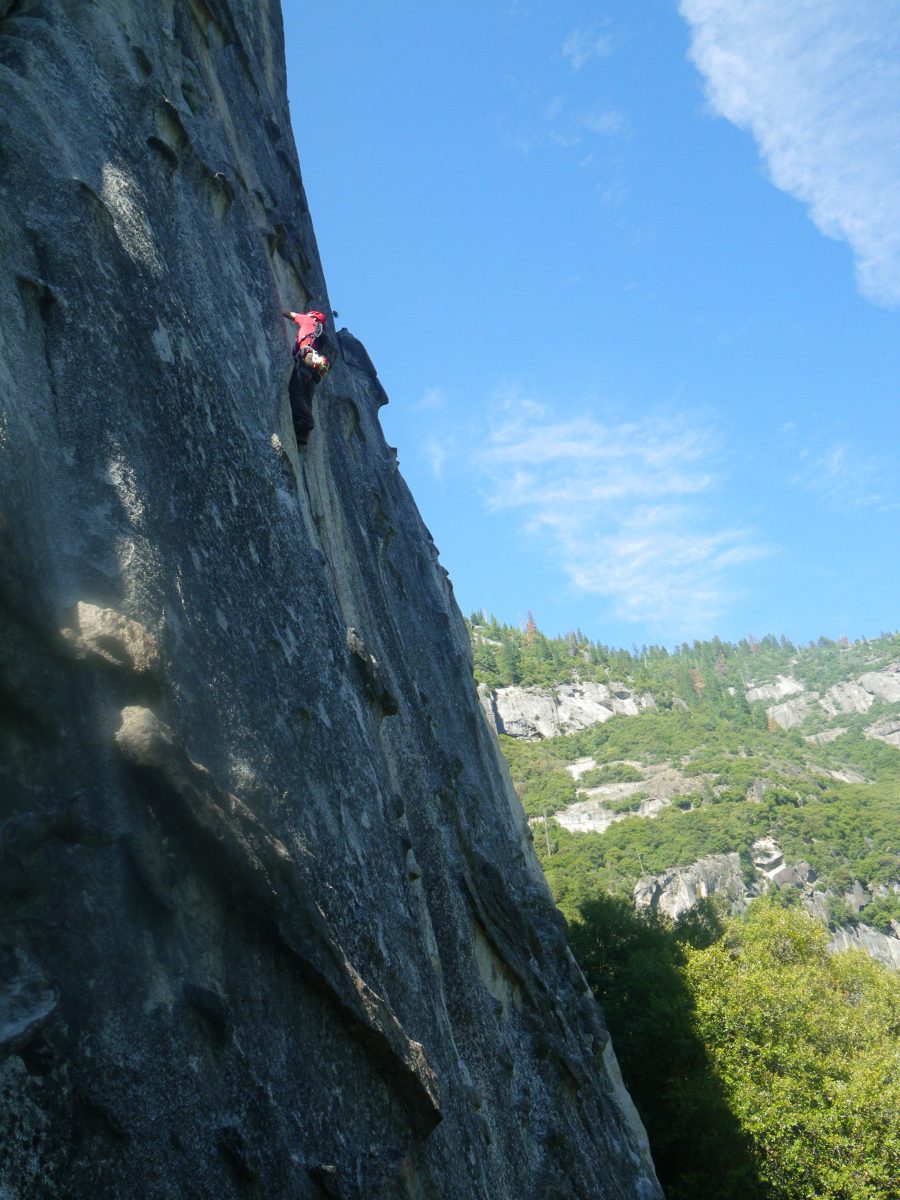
[569,897,765,1200]
[570,897,900,1200]
[684,902,900,1200]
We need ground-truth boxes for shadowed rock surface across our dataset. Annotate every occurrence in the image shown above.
[0,2,661,1197]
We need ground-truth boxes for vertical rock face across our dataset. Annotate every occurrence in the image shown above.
[0,3,661,1198]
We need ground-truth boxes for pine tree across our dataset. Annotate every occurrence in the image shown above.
[524,610,537,646]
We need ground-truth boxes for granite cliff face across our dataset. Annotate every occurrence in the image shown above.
[0,3,661,1197]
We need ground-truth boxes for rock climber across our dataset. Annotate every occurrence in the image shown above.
[282,308,331,445]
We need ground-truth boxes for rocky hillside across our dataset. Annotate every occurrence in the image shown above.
[0,4,661,1198]
[632,842,900,970]
[477,626,900,752]
[749,666,900,739]
[473,620,900,970]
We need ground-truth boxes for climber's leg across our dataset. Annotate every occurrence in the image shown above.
[288,363,316,445]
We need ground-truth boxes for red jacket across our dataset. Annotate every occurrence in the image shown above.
[285,310,324,351]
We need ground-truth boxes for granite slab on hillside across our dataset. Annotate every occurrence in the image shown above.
[480,681,655,739]
[758,663,900,731]
[0,3,661,1198]
[552,760,705,835]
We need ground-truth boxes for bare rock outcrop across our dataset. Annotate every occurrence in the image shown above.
[753,661,900,731]
[820,680,876,716]
[866,716,900,747]
[858,663,900,703]
[633,853,751,920]
[0,3,660,1197]
[635,839,900,971]
[829,924,900,970]
[554,762,705,835]
[766,692,817,729]
[484,681,654,740]
[745,675,804,703]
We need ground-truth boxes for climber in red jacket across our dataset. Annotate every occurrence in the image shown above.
[282,308,331,445]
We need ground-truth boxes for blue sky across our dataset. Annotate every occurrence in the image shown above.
[283,1,900,649]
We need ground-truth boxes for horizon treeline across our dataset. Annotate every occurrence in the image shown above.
[467,611,900,697]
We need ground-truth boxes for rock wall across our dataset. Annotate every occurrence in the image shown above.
[0,3,661,1197]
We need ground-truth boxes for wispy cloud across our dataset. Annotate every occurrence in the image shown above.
[509,107,629,155]
[566,507,767,627]
[502,24,627,163]
[597,180,629,206]
[423,436,447,481]
[471,389,769,631]
[411,386,446,412]
[562,28,613,72]
[680,0,900,307]
[787,436,898,512]
[579,109,629,138]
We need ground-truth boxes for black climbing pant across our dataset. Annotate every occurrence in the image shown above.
[288,362,316,445]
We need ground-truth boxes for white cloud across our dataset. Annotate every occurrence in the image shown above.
[562,28,613,72]
[568,509,767,627]
[680,0,900,306]
[472,391,769,631]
